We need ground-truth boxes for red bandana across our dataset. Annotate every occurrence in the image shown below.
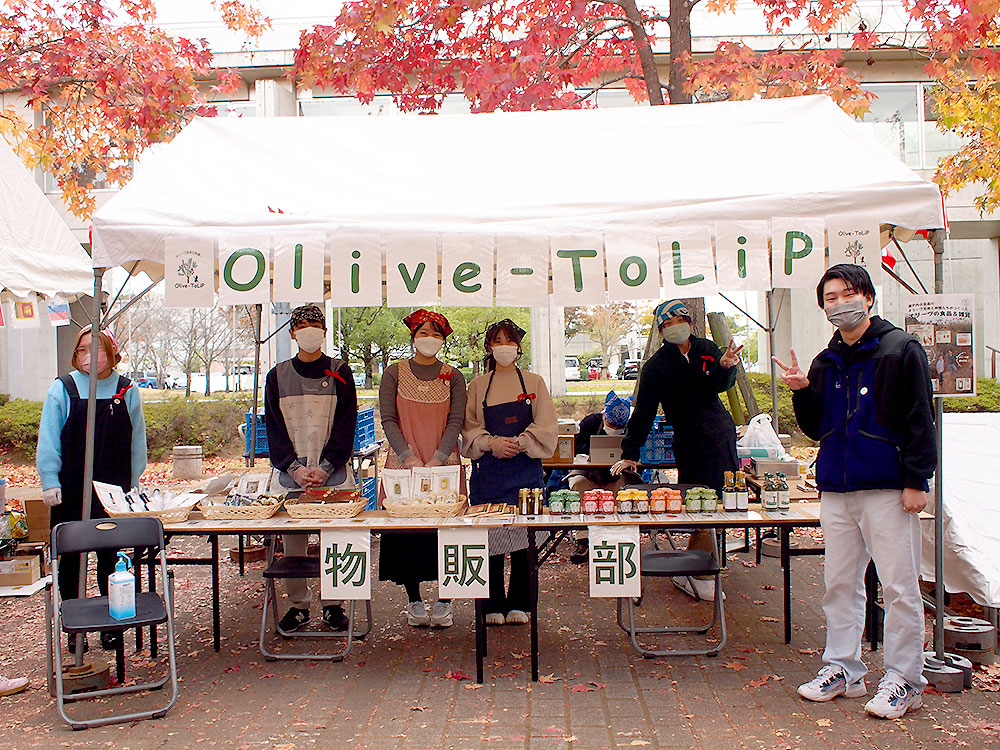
[403,309,452,337]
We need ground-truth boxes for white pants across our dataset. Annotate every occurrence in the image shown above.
[820,489,926,687]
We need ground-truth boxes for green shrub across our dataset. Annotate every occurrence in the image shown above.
[143,399,244,460]
[0,399,44,459]
[0,393,9,407]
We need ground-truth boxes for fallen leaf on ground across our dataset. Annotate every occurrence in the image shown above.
[411,705,429,712]
[817,719,832,727]
[538,673,560,683]
[511,650,529,659]
[760,616,779,622]
[798,648,822,655]
[464,684,483,690]
[723,662,747,672]
[443,669,472,681]
[570,683,595,693]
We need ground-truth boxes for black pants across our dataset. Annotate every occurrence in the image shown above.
[57,548,117,603]
[488,550,529,615]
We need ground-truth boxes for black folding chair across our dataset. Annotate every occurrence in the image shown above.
[45,517,179,729]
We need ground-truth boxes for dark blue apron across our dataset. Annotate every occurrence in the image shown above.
[469,367,545,506]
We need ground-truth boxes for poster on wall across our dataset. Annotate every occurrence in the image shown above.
[905,294,976,397]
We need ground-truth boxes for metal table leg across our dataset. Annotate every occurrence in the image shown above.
[528,528,539,682]
[211,535,221,652]
[782,526,792,644]
[475,599,485,684]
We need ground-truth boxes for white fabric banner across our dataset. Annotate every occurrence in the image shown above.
[441,235,494,307]
[659,227,718,297]
[589,525,641,598]
[218,238,270,305]
[438,528,489,599]
[163,237,215,308]
[551,234,606,306]
[495,235,549,306]
[329,235,383,307]
[386,236,438,307]
[605,231,661,301]
[319,529,372,601]
[9,294,39,329]
[771,218,826,289]
[272,233,325,304]
[827,216,882,287]
[714,222,772,291]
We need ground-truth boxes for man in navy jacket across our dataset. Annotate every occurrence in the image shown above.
[773,264,935,720]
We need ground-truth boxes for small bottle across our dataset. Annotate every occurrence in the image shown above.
[762,473,778,511]
[722,471,737,512]
[109,552,136,620]
[777,472,790,511]
[735,472,749,511]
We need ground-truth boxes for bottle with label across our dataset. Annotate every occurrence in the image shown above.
[735,472,749,511]
[761,473,779,511]
[722,471,737,512]
[109,551,136,620]
[777,472,791,511]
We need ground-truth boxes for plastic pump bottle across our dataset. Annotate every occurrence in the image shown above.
[109,551,136,620]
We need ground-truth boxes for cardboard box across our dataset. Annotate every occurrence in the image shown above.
[24,498,50,544]
[15,542,50,575]
[749,458,800,478]
[547,435,575,464]
[0,555,40,587]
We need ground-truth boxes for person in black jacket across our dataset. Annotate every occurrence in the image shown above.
[773,264,935,720]
[612,299,743,601]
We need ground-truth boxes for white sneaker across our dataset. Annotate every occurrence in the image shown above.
[406,601,430,627]
[485,612,505,626]
[672,576,723,602]
[797,665,867,702]
[430,601,454,628]
[505,609,529,625]
[0,675,28,697]
[864,674,923,719]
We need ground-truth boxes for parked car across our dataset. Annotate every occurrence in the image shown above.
[587,359,603,380]
[137,376,159,389]
[350,363,366,388]
[564,356,582,382]
[619,359,640,380]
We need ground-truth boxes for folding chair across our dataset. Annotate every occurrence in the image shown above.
[45,517,178,730]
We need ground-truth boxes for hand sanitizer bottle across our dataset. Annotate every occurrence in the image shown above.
[109,552,136,620]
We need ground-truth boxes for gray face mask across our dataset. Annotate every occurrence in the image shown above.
[825,299,869,331]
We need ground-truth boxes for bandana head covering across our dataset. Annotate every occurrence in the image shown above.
[74,325,122,367]
[654,299,692,330]
[290,304,326,330]
[603,390,632,427]
[484,318,526,347]
[403,309,452,337]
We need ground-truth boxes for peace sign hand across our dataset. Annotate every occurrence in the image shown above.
[719,339,744,369]
[771,348,810,391]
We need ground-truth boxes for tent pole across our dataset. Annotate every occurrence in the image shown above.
[930,229,946,660]
[248,304,263,468]
[766,291,779,430]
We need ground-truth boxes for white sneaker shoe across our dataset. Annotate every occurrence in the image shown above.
[485,612,505,626]
[505,609,529,625]
[406,601,430,627]
[672,576,723,602]
[797,665,867,702]
[430,601,454,628]
[0,675,28,697]
[864,674,923,719]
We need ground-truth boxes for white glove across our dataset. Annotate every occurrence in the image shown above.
[43,487,62,507]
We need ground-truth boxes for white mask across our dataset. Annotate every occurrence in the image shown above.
[294,327,325,353]
[414,337,444,357]
[604,425,624,436]
[662,322,691,345]
[491,345,519,367]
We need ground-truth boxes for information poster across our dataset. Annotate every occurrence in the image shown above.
[905,294,976,397]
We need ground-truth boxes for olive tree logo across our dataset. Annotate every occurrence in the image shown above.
[178,257,199,285]
[845,239,865,265]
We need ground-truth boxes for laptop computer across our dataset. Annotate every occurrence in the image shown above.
[589,435,624,464]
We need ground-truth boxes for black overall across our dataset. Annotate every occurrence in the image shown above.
[52,374,133,602]
[469,368,543,614]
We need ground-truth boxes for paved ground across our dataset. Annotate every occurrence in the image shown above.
[2,531,998,749]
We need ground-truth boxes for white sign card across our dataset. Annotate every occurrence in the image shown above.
[9,294,39,329]
[827,216,882,287]
[386,235,438,306]
[588,525,641,598]
[770,218,826,289]
[495,235,549,306]
[550,234,607,306]
[381,468,411,501]
[92,480,129,514]
[904,294,976,397]
[272,233,325,303]
[659,227,718,297]
[432,465,461,496]
[218,238,270,305]
[235,473,271,498]
[438,528,489,599]
[164,237,215,308]
[714,222,772,291]
[441,234,495,307]
[605,231,661,301]
[320,529,371,600]
[329,235,383,307]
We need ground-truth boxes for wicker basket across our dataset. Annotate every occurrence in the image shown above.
[285,499,366,519]
[106,505,193,525]
[382,497,467,518]
[198,500,283,521]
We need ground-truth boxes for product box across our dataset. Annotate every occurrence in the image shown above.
[548,435,575,464]
[0,555,40,587]
[24,498,50,544]
[749,458,800,478]
[15,542,50,575]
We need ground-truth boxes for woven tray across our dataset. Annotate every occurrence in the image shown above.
[198,500,283,520]
[106,505,193,524]
[285,499,366,519]
[382,497,467,518]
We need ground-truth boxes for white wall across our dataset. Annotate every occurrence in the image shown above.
[0,320,59,400]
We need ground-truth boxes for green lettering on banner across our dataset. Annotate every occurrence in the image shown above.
[453,262,482,293]
[619,256,647,287]
[293,244,304,290]
[397,262,426,294]
[351,250,361,294]
[737,236,748,279]
[556,248,598,292]
[671,241,705,286]
[784,231,813,276]
[223,247,266,292]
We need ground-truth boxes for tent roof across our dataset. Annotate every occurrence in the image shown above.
[92,95,945,269]
[0,138,93,298]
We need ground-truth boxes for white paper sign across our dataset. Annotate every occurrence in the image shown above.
[770,218,826,289]
[218,239,270,305]
[605,231,661,301]
[235,473,271,498]
[495,235,549,306]
[386,235,438,306]
[438,528,489,599]
[431,465,461,496]
[320,529,371,600]
[164,237,215,308]
[827,216,882,287]
[589,525,641,598]
[714,222,772,291]
[8,294,39,329]
[411,467,434,497]
[441,234,494,306]
[659,227,718,297]
[551,234,607,306]
[329,235,383,307]
[381,468,412,501]
[272,234,325,303]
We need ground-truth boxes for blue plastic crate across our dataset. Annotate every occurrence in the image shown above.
[639,416,674,465]
[362,476,378,510]
[244,413,269,456]
[354,405,377,451]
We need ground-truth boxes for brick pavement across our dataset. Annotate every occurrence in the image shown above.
[1,531,998,749]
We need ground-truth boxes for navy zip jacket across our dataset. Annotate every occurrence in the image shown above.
[791,316,936,494]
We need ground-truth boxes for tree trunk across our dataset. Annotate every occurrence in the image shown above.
[619,0,664,105]
[683,297,706,338]
[668,0,693,104]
